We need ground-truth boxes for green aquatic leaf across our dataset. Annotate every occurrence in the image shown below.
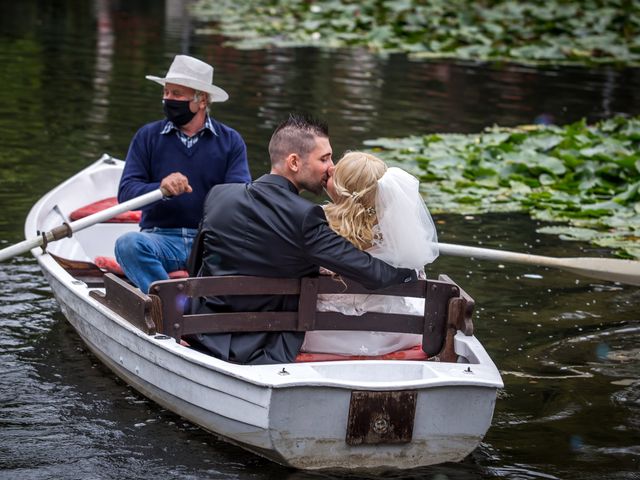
[616,153,640,172]
[537,225,601,241]
[190,0,640,66]
[362,115,640,257]
[502,150,567,176]
[520,133,564,152]
[580,140,633,159]
[613,181,640,203]
[539,173,555,186]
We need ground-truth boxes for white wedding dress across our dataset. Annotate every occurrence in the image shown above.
[301,167,439,356]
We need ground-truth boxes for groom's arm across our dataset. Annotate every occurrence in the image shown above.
[301,205,415,290]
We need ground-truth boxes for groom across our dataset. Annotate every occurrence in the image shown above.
[185,113,416,365]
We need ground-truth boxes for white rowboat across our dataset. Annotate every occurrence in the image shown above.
[24,155,503,470]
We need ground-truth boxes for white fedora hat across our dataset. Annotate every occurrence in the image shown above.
[146,55,229,103]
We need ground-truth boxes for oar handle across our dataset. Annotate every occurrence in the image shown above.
[68,189,164,232]
[0,189,165,262]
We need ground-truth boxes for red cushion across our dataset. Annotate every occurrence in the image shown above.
[95,256,124,275]
[295,345,428,362]
[69,197,142,223]
[168,270,190,279]
[94,256,188,279]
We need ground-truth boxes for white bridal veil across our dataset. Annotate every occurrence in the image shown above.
[369,167,439,270]
[304,167,438,356]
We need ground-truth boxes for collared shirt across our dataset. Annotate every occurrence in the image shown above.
[119,116,250,229]
[160,115,217,148]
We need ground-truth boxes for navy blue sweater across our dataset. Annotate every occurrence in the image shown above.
[118,118,251,229]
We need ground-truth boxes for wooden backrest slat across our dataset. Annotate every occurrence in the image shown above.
[316,275,428,297]
[143,274,475,359]
[173,312,299,337]
[162,276,302,297]
[314,311,426,333]
[298,277,319,331]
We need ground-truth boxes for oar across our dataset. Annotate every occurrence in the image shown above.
[0,189,164,262]
[438,242,640,286]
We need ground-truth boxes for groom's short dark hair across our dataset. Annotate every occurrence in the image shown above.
[268,113,329,165]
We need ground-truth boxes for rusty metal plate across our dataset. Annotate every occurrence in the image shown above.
[346,390,417,445]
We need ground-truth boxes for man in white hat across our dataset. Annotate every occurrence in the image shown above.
[115,55,251,293]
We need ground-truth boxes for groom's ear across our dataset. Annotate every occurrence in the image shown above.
[286,153,300,173]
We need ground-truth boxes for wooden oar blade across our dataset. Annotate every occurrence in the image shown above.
[561,257,640,286]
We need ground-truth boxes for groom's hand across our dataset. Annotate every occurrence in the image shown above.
[403,269,419,282]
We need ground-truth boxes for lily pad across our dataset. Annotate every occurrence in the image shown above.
[363,115,640,259]
[191,0,640,66]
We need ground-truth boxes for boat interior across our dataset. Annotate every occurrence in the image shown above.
[48,193,477,365]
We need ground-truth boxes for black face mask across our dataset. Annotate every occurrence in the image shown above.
[163,99,196,126]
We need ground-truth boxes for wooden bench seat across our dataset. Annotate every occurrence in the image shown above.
[90,273,475,363]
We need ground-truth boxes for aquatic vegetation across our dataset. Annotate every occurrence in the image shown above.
[191,0,640,66]
[362,115,640,258]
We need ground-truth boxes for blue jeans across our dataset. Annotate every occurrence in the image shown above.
[114,227,197,293]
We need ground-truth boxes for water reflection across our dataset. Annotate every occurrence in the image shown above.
[87,0,114,137]
[164,0,191,52]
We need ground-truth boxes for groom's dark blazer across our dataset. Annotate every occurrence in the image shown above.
[185,174,415,365]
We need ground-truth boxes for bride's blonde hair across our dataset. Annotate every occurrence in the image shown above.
[325,151,387,250]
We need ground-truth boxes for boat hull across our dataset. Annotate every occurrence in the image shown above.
[268,385,496,469]
[28,156,503,470]
[43,260,498,469]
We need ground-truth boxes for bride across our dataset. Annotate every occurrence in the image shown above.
[300,151,439,356]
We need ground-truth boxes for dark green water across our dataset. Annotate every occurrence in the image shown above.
[0,1,639,479]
